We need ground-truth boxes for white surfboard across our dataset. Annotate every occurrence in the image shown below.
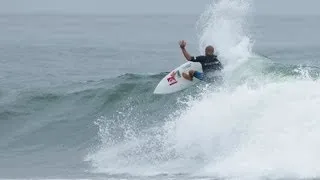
[153,61,203,94]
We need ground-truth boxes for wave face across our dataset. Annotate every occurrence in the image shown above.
[2,62,320,179]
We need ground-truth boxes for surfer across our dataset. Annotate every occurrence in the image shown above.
[178,40,223,82]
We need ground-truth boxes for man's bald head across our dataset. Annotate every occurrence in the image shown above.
[205,45,214,55]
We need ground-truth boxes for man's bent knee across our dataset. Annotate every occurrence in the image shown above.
[182,70,195,81]
[188,70,195,76]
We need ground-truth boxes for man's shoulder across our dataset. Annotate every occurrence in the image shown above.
[208,54,218,58]
[190,55,205,62]
[195,55,206,60]
[209,55,219,60]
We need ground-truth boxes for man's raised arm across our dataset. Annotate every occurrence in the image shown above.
[179,40,192,61]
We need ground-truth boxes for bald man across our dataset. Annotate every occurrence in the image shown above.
[178,40,223,82]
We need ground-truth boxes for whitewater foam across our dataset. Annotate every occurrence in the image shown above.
[193,78,320,179]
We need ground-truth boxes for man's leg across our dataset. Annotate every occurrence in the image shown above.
[193,71,204,80]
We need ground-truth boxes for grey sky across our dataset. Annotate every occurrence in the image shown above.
[0,0,319,15]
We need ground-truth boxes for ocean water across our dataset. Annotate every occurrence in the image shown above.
[1,0,320,179]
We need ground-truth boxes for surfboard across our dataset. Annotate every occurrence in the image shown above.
[153,61,203,94]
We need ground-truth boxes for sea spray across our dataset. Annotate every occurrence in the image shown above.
[196,0,253,71]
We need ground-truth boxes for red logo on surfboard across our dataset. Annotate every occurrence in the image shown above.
[167,71,177,86]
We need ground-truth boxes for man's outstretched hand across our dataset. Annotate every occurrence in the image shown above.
[178,40,192,61]
[179,40,186,49]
